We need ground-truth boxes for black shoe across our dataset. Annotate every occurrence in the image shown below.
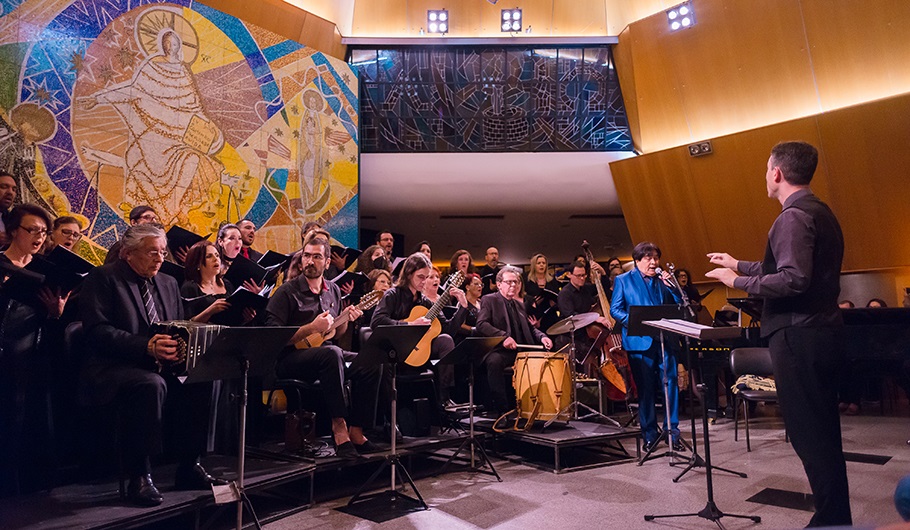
[672,439,687,452]
[334,440,361,460]
[353,439,382,454]
[644,439,661,453]
[127,474,163,507]
[174,463,228,490]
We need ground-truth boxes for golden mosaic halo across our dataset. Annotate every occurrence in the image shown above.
[136,8,200,65]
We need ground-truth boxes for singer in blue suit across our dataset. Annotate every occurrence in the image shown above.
[610,242,683,452]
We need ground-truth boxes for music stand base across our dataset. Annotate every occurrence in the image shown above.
[645,501,761,530]
[673,451,748,483]
[437,435,502,481]
[347,455,428,516]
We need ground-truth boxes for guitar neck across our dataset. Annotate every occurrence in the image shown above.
[425,292,451,321]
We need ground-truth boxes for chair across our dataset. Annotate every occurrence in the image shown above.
[729,347,788,452]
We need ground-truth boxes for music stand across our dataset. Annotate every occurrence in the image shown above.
[184,326,298,530]
[435,336,504,480]
[627,305,687,465]
[641,319,760,528]
[347,324,430,515]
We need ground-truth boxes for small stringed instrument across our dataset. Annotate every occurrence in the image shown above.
[294,290,383,350]
[582,240,636,401]
[404,270,465,367]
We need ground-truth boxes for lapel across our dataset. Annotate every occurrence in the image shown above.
[124,272,150,326]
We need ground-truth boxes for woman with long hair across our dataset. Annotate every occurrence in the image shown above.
[524,253,561,331]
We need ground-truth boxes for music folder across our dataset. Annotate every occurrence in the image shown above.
[257,250,291,269]
[166,225,207,257]
[643,318,743,341]
[224,255,281,288]
[330,244,362,270]
[214,287,270,326]
[158,260,186,284]
[0,251,92,302]
[330,270,368,292]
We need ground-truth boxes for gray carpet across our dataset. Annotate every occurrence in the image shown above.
[265,407,910,529]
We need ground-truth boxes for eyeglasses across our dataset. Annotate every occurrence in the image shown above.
[60,228,82,240]
[20,226,48,236]
[137,213,159,222]
[142,250,168,259]
[301,252,324,261]
[499,279,520,285]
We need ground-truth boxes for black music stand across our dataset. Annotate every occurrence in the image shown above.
[640,319,760,528]
[435,336,504,480]
[346,324,431,516]
[627,305,688,465]
[185,326,298,530]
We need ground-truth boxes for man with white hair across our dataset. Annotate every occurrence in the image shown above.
[81,224,224,507]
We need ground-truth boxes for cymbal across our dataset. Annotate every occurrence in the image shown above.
[546,312,600,336]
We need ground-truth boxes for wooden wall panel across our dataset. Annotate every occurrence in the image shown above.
[351,0,407,36]
[612,26,641,150]
[605,0,673,36]
[802,0,910,111]
[817,95,910,270]
[202,0,345,59]
[617,21,689,153]
[611,148,714,275]
[611,92,910,275]
[552,0,606,35]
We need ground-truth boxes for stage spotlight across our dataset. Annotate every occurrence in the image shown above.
[666,2,695,31]
[428,9,449,34]
[501,8,522,32]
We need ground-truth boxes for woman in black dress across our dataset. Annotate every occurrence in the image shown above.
[0,204,66,496]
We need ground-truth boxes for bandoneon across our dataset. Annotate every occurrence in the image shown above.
[152,320,227,378]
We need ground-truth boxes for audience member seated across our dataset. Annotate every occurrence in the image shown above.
[476,265,553,414]
[265,236,380,459]
[371,252,468,408]
[80,224,224,507]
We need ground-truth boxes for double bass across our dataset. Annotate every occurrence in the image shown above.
[581,241,637,401]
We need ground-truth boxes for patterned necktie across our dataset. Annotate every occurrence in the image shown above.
[139,279,160,323]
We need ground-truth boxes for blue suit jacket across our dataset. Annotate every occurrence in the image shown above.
[609,268,681,352]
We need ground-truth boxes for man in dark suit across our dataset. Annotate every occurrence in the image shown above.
[707,141,850,527]
[81,224,223,507]
[610,242,683,452]
[476,265,553,413]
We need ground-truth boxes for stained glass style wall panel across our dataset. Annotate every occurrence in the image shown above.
[351,46,631,152]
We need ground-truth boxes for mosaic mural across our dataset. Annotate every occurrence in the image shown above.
[351,46,631,152]
[0,0,359,261]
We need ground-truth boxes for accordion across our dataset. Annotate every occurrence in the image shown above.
[151,320,227,378]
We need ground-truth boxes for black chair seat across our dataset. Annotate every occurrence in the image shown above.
[737,389,778,401]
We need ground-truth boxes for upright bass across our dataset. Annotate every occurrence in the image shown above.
[581,241,637,401]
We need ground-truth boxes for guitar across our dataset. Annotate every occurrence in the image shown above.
[294,290,383,350]
[404,270,465,366]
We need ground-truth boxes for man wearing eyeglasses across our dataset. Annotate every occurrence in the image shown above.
[476,265,552,415]
[81,224,224,507]
[104,205,160,264]
[265,236,380,459]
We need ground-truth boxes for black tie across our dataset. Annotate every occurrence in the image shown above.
[139,280,160,324]
[507,299,528,344]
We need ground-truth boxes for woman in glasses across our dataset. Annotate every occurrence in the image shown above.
[0,204,68,496]
[43,216,84,254]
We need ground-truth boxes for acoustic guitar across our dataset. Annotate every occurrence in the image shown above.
[294,290,383,350]
[404,270,465,366]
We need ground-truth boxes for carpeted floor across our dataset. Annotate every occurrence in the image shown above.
[265,408,910,530]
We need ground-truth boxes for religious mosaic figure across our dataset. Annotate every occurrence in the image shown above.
[79,28,224,226]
